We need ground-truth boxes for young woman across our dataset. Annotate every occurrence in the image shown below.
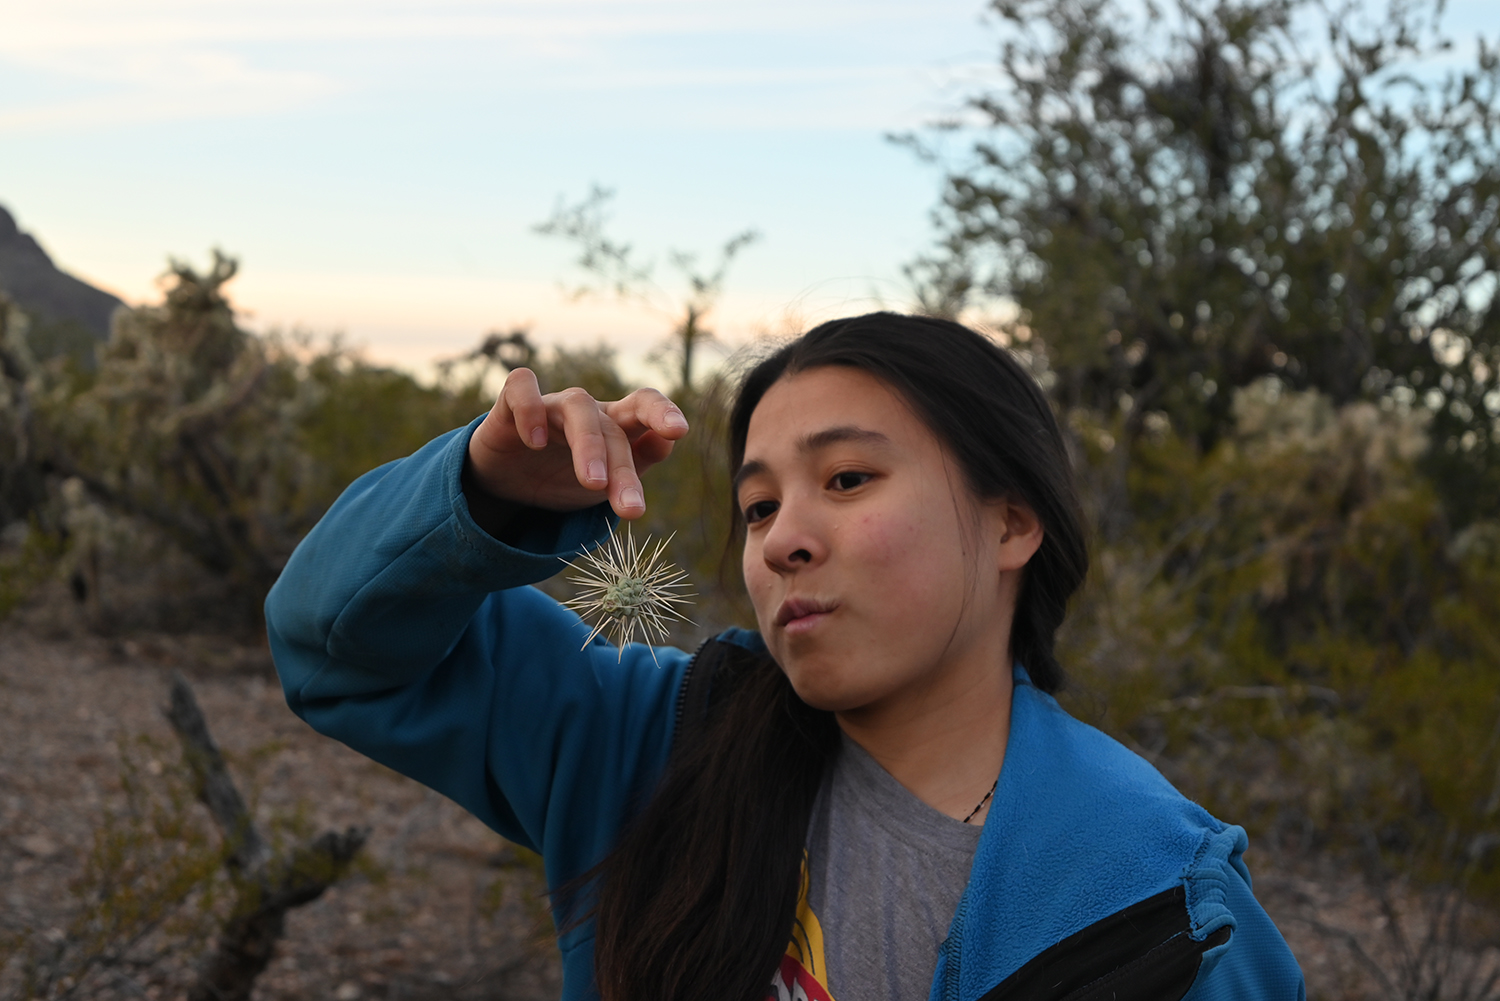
[266,313,1304,1001]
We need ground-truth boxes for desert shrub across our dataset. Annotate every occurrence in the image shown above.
[0,255,499,632]
[1059,381,1500,894]
[0,297,50,528]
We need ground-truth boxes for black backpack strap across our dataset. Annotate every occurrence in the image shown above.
[672,630,770,751]
[978,886,1231,1001]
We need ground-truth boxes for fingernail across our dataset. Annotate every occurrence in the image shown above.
[621,487,644,510]
[530,427,546,448]
[588,460,607,484]
[664,410,689,430]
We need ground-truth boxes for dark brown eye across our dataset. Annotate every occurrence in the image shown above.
[830,472,871,491]
[744,500,779,524]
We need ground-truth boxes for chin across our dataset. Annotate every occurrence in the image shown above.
[775,651,876,713]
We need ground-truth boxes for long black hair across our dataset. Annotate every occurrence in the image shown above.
[588,312,1088,1001]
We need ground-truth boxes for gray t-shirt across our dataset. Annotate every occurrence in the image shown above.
[803,735,984,1001]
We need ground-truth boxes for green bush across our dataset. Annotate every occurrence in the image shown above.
[1059,381,1500,893]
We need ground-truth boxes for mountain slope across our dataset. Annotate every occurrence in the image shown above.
[0,204,123,343]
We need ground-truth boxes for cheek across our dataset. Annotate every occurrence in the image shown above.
[740,544,776,618]
[853,512,974,626]
[853,511,949,584]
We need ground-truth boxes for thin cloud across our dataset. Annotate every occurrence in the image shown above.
[0,49,339,133]
[1,0,937,51]
[0,0,978,132]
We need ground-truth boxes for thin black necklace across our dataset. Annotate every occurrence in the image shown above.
[962,776,999,825]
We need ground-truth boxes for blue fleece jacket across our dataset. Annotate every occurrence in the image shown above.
[266,420,1305,1001]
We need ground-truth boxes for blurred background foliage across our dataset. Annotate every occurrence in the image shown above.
[0,0,1496,959]
[0,256,648,634]
[1059,382,1500,900]
[899,0,1500,908]
[906,0,1500,528]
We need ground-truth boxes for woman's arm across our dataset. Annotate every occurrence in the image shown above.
[266,374,695,899]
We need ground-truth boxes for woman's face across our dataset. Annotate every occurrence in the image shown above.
[737,366,1039,720]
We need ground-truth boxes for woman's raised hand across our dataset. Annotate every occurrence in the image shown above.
[465,367,690,519]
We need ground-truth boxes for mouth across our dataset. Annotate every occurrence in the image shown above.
[775,597,839,632]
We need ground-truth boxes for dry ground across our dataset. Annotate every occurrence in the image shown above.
[0,628,560,1001]
[1,625,1495,1000]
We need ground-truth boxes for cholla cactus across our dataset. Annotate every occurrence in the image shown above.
[562,524,695,662]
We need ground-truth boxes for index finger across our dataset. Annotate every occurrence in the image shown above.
[602,387,690,442]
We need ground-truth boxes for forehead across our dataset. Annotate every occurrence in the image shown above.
[743,366,930,458]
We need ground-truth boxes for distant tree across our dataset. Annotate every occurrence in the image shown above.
[535,186,759,398]
[435,328,539,385]
[908,0,1500,523]
[436,326,631,403]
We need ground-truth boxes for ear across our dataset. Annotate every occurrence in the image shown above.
[995,499,1044,572]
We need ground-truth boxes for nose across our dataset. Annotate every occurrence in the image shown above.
[760,493,825,574]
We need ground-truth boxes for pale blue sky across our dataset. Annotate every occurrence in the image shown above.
[0,0,1491,380]
[0,0,996,378]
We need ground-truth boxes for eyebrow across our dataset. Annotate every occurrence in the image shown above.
[733,425,892,491]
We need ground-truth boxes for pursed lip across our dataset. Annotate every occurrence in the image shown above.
[775,597,839,628]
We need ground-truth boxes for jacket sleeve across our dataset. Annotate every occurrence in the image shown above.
[1185,858,1307,1001]
[264,417,692,904]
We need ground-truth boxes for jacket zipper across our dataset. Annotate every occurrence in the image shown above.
[670,636,715,746]
[941,887,970,1001]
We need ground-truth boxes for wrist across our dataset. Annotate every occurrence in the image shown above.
[460,457,523,539]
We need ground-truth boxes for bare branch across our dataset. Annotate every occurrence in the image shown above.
[163,672,369,1001]
[163,671,269,876]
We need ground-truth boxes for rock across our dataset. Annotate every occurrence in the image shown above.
[17,833,59,858]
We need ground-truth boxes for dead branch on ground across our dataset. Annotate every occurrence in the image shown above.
[165,671,368,1001]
